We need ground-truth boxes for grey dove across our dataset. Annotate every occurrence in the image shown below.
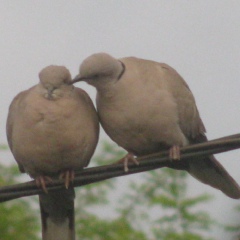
[72,52,240,199]
[6,65,99,239]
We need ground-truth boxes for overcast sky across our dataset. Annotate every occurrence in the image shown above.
[1,1,240,239]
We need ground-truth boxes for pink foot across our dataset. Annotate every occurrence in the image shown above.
[169,145,181,160]
[36,175,53,193]
[59,169,75,189]
[117,153,139,172]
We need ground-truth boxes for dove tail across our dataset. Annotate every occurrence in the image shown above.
[39,188,75,240]
[188,156,240,199]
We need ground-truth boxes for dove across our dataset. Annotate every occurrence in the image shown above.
[72,52,240,199]
[6,65,99,239]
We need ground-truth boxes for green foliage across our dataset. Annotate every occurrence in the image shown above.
[0,144,8,151]
[0,141,218,240]
[77,141,216,240]
[74,142,148,239]
[76,214,147,240]
[93,141,127,166]
[117,167,215,240]
[0,162,39,240]
[152,231,212,240]
[75,141,125,207]
[224,205,240,239]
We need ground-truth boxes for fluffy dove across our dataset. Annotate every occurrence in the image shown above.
[6,65,99,239]
[72,52,240,199]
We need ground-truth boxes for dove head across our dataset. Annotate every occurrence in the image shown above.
[72,53,125,89]
[39,65,73,100]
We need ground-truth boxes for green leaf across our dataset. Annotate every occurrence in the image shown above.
[151,195,177,208]
[180,194,213,208]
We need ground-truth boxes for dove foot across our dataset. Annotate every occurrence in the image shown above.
[169,145,181,160]
[36,176,53,193]
[59,169,75,189]
[117,153,139,172]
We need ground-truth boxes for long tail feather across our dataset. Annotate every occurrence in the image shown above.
[188,156,240,199]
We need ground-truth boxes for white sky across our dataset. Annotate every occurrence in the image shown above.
[0,1,240,239]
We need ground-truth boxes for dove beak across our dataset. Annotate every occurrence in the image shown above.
[70,74,88,85]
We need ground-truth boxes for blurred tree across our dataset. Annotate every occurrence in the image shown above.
[117,168,215,240]
[0,141,219,240]
[0,144,39,240]
[75,142,148,239]
[74,141,216,240]
[224,205,240,240]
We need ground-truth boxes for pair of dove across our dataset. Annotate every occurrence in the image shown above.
[7,53,240,240]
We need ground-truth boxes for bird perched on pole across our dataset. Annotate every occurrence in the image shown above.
[72,52,240,199]
[6,65,99,239]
